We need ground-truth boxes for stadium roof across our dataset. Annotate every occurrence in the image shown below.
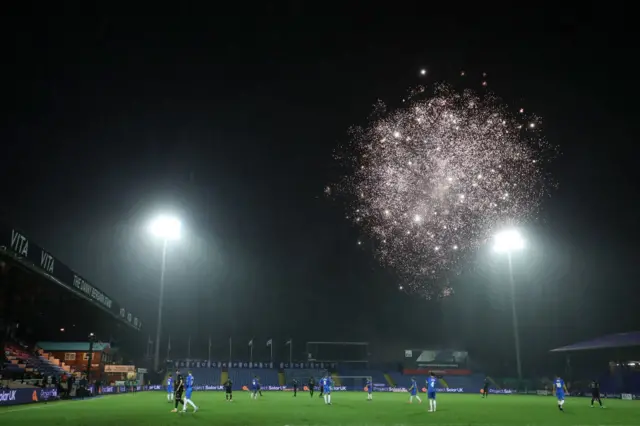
[37,341,111,352]
[0,222,141,331]
[550,332,640,352]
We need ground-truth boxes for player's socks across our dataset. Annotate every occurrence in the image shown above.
[416,395,422,403]
[433,400,436,411]
[328,394,331,404]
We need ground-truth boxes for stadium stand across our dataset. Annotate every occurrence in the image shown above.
[182,367,222,386]
[436,373,485,390]
[2,342,75,380]
[550,332,640,394]
[1,223,143,394]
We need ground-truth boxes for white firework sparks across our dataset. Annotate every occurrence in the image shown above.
[333,81,557,299]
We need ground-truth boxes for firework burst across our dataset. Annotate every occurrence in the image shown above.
[332,77,557,299]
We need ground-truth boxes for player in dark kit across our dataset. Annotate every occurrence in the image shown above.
[225,378,233,401]
[292,378,298,396]
[590,380,604,408]
[318,376,324,398]
[171,371,185,413]
[308,376,315,397]
[483,377,490,398]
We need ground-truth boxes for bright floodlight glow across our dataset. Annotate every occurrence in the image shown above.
[493,229,525,253]
[150,216,181,240]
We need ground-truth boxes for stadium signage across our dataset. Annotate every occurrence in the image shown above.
[0,390,17,403]
[1,223,141,331]
[39,388,58,401]
[403,368,472,375]
[104,364,136,373]
[489,388,515,394]
[40,250,55,273]
[73,274,112,309]
[10,229,28,256]
[0,387,58,406]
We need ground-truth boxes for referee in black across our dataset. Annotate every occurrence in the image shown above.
[292,378,298,397]
[482,377,490,398]
[224,378,233,401]
[590,380,604,408]
[308,376,315,397]
[171,370,185,412]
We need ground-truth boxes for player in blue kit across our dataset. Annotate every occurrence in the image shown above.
[251,376,259,400]
[182,371,198,413]
[166,374,174,402]
[408,377,422,404]
[323,375,332,405]
[426,372,437,412]
[554,375,568,412]
[366,377,373,401]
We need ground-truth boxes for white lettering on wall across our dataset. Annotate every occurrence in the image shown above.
[40,250,55,273]
[10,230,28,256]
[73,274,113,309]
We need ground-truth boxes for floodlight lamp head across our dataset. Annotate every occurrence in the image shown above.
[493,229,525,253]
[150,216,181,241]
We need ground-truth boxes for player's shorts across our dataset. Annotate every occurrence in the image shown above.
[556,392,564,401]
[324,386,331,394]
[252,387,258,393]
[167,387,173,393]
[176,390,183,399]
[368,387,372,394]
[428,391,436,399]
[225,386,232,394]
[185,388,193,399]
[410,391,417,396]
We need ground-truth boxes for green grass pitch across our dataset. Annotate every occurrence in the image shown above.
[1,391,637,425]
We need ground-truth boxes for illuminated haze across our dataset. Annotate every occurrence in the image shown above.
[333,80,557,299]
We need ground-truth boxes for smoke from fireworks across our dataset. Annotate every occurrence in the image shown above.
[332,75,557,299]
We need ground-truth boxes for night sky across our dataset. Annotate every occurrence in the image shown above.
[2,7,638,373]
